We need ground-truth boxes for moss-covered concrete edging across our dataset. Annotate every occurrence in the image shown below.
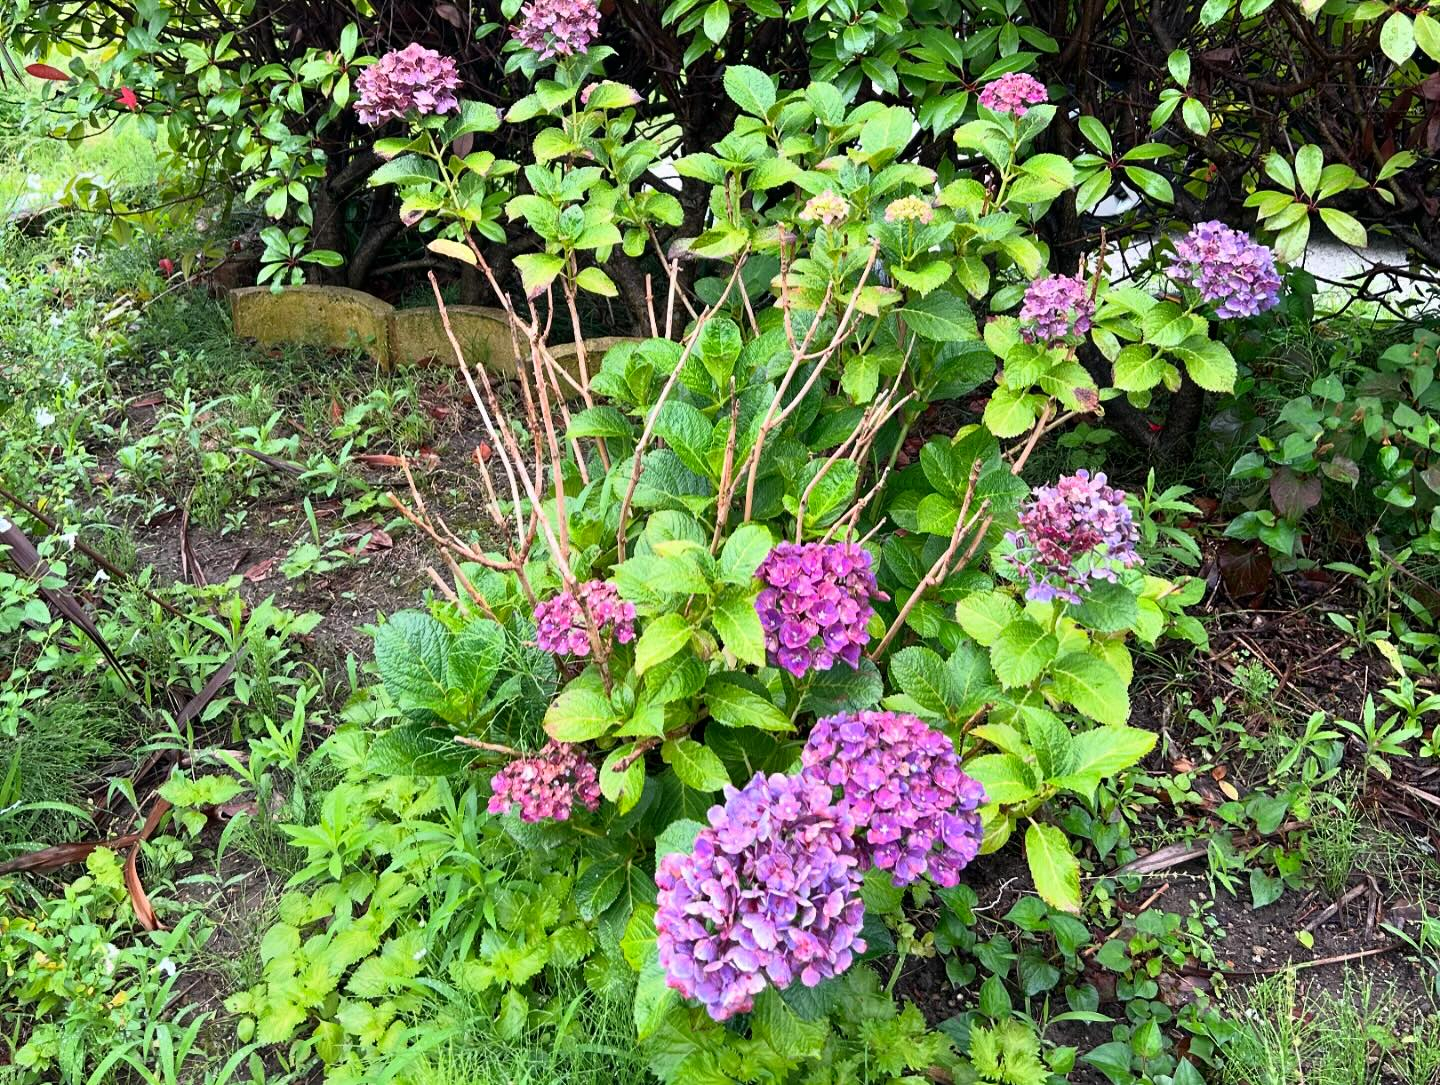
[230,285,637,377]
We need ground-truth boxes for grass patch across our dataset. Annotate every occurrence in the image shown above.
[1214,968,1440,1085]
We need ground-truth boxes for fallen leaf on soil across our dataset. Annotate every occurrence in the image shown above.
[125,797,170,932]
[343,524,394,556]
[242,556,278,582]
[1114,840,1208,875]
[355,453,409,468]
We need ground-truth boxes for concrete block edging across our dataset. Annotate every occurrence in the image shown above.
[230,284,636,377]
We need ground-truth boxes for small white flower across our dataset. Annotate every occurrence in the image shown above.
[48,313,63,328]
[156,957,177,977]
[34,407,55,429]
[412,948,426,961]
[103,943,121,974]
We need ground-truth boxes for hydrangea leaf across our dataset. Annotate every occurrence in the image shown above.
[662,738,730,792]
[374,610,451,722]
[1025,821,1082,913]
[1049,651,1130,725]
[990,618,1059,688]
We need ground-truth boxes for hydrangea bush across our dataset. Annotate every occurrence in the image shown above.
[256,33,1249,1084]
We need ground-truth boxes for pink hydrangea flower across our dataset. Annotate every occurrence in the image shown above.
[655,772,866,1021]
[513,0,602,59]
[533,580,636,656]
[802,711,986,888]
[354,43,461,126]
[488,742,601,822]
[754,542,885,678]
[1005,470,1141,605]
[978,73,1048,116]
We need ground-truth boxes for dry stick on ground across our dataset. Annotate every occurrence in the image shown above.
[614,252,752,562]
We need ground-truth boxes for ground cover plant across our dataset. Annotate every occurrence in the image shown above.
[2,3,1440,1085]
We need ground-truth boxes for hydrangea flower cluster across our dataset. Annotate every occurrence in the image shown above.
[883,196,935,225]
[354,44,461,126]
[655,772,866,1021]
[1167,221,1282,319]
[533,579,636,656]
[799,190,849,226]
[488,742,601,822]
[978,73,1048,116]
[801,711,985,887]
[513,0,602,59]
[1005,470,1141,605]
[754,542,885,678]
[1019,274,1095,344]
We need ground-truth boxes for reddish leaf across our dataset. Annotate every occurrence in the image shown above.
[0,836,137,875]
[0,514,135,689]
[1216,540,1272,602]
[25,63,69,81]
[1269,467,1322,520]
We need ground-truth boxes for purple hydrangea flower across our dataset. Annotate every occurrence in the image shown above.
[1019,274,1095,344]
[754,542,886,678]
[978,73,1048,116]
[534,580,636,656]
[1005,470,1141,605]
[488,742,601,822]
[801,711,985,888]
[655,772,866,1021]
[1167,221,1281,319]
[513,0,601,59]
[354,43,461,126]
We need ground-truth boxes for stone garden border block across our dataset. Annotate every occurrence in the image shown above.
[230,284,639,381]
[230,285,394,365]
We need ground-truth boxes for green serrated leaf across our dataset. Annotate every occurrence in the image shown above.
[1026,821,1081,913]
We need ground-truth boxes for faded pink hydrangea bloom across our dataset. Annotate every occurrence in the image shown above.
[488,742,601,822]
[1006,469,1141,604]
[883,196,935,225]
[513,0,601,59]
[978,73,1048,116]
[354,43,461,126]
[534,580,636,656]
[799,189,849,227]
